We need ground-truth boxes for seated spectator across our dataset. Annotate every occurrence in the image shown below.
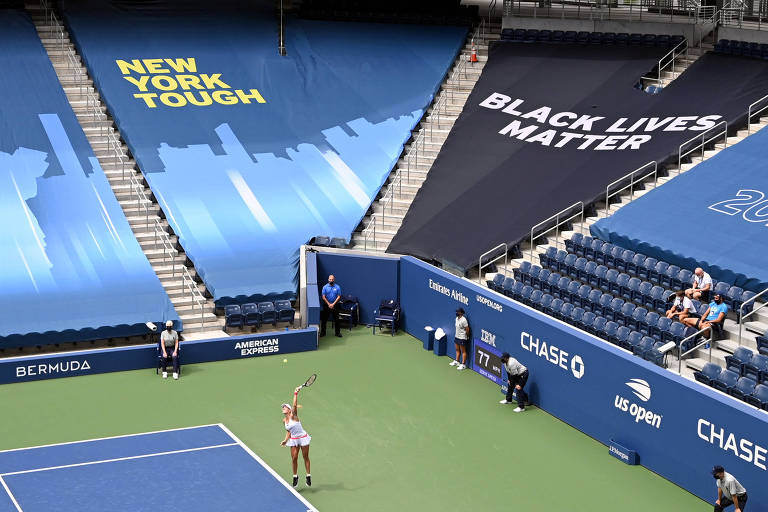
[666,290,697,321]
[683,294,728,340]
[159,320,180,380]
[685,267,712,302]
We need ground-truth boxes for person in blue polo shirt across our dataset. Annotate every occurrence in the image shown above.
[320,274,342,337]
[685,293,728,340]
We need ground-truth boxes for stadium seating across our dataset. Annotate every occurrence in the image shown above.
[258,302,278,326]
[275,300,296,325]
[374,300,401,335]
[694,362,722,386]
[500,30,684,48]
[242,303,261,329]
[297,0,478,25]
[337,295,360,330]
[224,305,244,331]
[714,39,768,59]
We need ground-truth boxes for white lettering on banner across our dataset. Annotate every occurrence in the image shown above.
[520,331,585,379]
[479,93,722,151]
[613,380,662,429]
[16,360,91,378]
[475,294,503,312]
[708,189,768,227]
[235,338,280,356]
[609,445,630,461]
[480,329,497,347]
[697,419,768,471]
[427,279,469,305]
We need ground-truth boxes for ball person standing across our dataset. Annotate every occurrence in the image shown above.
[712,465,747,512]
[499,352,528,412]
[320,274,342,338]
[449,308,469,370]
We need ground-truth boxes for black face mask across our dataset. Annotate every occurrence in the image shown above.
[166,327,172,331]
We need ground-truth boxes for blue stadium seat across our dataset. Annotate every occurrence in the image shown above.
[566,281,582,304]
[576,284,592,308]
[330,237,346,248]
[612,326,630,348]
[337,295,359,329]
[553,250,569,273]
[559,302,575,322]
[655,317,673,341]
[554,277,571,300]
[618,302,636,327]
[589,265,608,289]
[573,234,591,257]
[225,304,243,331]
[602,320,618,342]
[629,33,643,46]
[758,336,768,357]
[640,311,660,337]
[563,31,577,44]
[650,261,668,283]
[655,34,670,48]
[673,269,693,291]
[570,307,585,327]
[539,293,554,312]
[524,29,539,42]
[573,257,588,281]
[629,307,649,331]
[679,326,701,352]
[520,285,534,306]
[565,232,583,253]
[616,249,634,273]
[694,362,722,386]
[607,297,624,322]
[664,321,686,345]
[744,354,768,383]
[587,289,603,312]
[516,260,532,279]
[586,239,604,259]
[594,293,612,316]
[603,269,620,294]
[644,341,667,367]
[660,265,680,288]
[534,268,551,290]
[605,245,622,267]
[751,42,763,58]
[489,273,505,292]
[576,31,590,44]
[313,236,331,247]
[603,32,616,45]
[713,282,730,300]
[631,334,653,354]
[551,30,564,43]
[730,377,757,401]
[589,32,604,45]
[548,298,564,318]
[623,330,642,351]
[530,290,544,310]
[501,28,515,41]
[724,286,743,310]
[540,247,557,268]
[627,253,646,275]
[527,266,542,287]
[374,300,400,335]
[712,369,740,392]
[241,303,260,329]
[258,301,278,326]
[734,290,756,318]
[761,43,768,59]
[545,273,561,295]
[635,281,653,304]
[714,39,729,53]
[275,300,296,325]
[642,34,656,47]
[746,384,768,410]
[583,311,598,333]
[725,347,754,375]
[615,273,631,298]
[583,261,598,281]
[512,29,526,41]
[537,29,552,42]
[638,257,658,281]
[562,253,578,277]
[502,278,517,297]
[650,286,668,313]
[595,243,614,266]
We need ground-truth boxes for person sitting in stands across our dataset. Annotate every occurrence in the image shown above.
[666,290,697,322]
[686,267,712,302]
[684,293,728,340]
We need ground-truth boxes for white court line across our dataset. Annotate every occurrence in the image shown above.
[0,443,237,477]
[0,424,221,455]
[0,475,23,512]
[217,424,319,512]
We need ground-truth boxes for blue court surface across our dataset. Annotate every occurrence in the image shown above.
[0,424,317,512]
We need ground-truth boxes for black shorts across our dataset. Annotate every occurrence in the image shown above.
[454,337,468,347]
[698,289,711,302]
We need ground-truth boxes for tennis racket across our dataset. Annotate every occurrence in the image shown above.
[299,373,317,390]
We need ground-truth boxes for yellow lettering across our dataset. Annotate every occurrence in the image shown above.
[201,73,230,89]
[151,75,178,91]
[184,91,213,106]
[235,88,266,104]
[164,58,197,73]
[134,93,158,108]
[160,92,187,107]
[175,75,204,90]
[212,90,237,105]
[123,75,150,92]
[143,58,170,73]
[116,59,146,75]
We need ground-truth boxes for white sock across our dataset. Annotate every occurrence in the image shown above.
[306,473,311,477]
[293,474,298,478]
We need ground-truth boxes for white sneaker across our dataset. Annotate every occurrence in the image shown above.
[173,372,179,380]
[499,399,511,404]
[162,372,168,379]
[513,407,525,413]
[449,360,459,366]
[457,364,466,370]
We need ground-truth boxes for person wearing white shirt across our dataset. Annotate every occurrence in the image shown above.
[666,290,697,321]
[686,267,713,302]
[499,353,528,412]
[449,308,470,370]
[712,465,747,512]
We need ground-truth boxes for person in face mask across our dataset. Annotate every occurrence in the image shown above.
[685,293,728,340]
[320,274,342,338]
[160,320,180,380]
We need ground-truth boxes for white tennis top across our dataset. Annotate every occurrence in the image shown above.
[285,418,308,439]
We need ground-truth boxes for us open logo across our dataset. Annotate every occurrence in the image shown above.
[614,378,662,429]
[625,378,651,402]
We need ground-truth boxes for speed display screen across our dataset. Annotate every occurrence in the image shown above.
[473,339,503,385]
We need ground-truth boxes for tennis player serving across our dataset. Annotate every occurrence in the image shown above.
[280,384,312,487]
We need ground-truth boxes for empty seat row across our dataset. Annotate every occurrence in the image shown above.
[695,362,768,410]
[714,39,768,59]
[500,29,683,48]
[311,236,347,248]
[224,301,295,331]
[724,347,768,384]
[565,234,755,313]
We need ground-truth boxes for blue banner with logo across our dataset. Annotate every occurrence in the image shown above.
[398,256,767,509]
[61,0,467,304]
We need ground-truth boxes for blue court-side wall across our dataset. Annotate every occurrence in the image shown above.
[0,10,179,346]
[61,0,467,304]
[591,125,768,293]
[316,252,399,325]
[0,328,317,385]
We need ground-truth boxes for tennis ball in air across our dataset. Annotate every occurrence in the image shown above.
[283,358,288,363]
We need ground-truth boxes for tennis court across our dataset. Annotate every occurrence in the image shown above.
[0,425,316,512]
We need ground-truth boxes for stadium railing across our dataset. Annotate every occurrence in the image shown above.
[502,0,715,23]
[528,202,584,263]
[676,120,728,174]
[739,287,768,346]
[603,161,657,219]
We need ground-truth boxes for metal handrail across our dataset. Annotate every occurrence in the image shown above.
[529,202,584,262]
[478,243,508,283]
[676,120,727,174]
[645,38,688,87]
[738,285,768,346]
[503,0,710,23]
[604,161,657,218]
[747,93,768,134]
[677,327,713,373]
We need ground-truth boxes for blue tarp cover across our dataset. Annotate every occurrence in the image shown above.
[61,0,467,304]
[592,125,768,292]
[0,10,179,345]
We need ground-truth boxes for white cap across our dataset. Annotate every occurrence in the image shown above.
[165,320,173,327]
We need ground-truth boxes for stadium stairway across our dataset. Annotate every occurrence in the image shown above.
[349,21,501,252]
[484,73,768,380]
[26,2,227,338]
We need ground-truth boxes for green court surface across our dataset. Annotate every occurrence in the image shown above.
[0,329,705,511]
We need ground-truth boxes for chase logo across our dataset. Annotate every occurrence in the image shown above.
[625,378,651,402]
[571,355,585,379]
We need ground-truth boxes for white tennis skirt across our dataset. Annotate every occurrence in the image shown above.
[286,434,311,447]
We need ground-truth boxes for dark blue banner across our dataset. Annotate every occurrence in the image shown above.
[0,10,178,345]
[61,0,467,303]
